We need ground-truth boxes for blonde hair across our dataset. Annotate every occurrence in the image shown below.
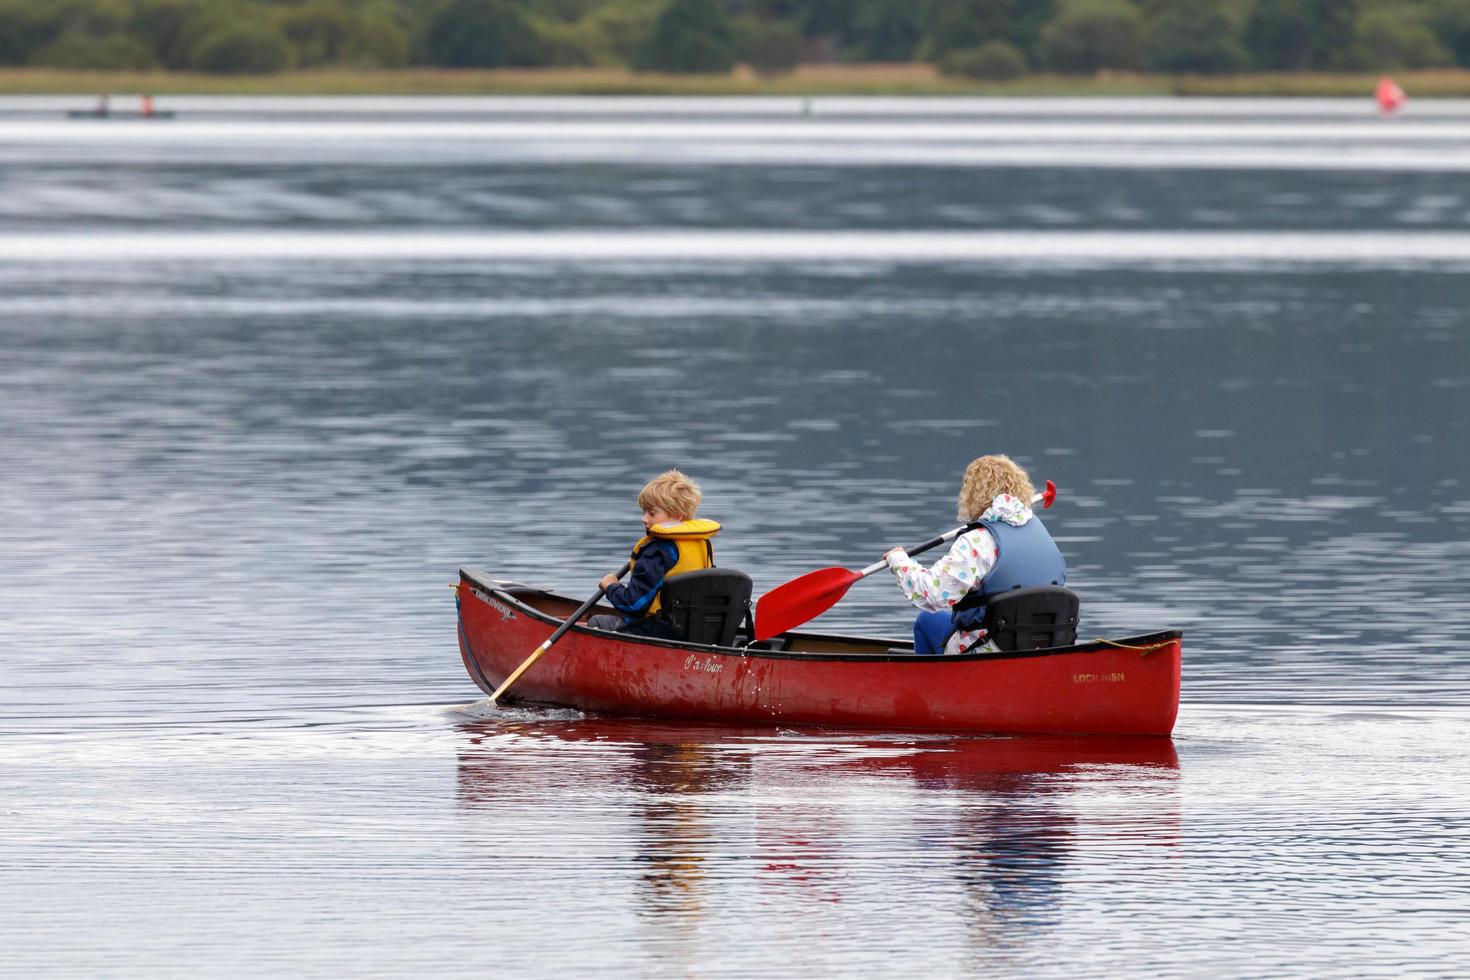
[637,469,701,519]
[957,455,1034,521]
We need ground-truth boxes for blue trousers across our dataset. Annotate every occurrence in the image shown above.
[913,610,952,656]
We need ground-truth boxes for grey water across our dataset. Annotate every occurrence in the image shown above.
[2,97,1468,976]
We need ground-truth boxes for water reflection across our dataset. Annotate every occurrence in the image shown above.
[455,717,1179,943]
[627,742,730,921]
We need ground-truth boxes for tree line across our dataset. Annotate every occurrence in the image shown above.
[2,0,1468,77]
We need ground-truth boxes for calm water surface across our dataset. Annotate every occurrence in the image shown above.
[2,98,1468,976]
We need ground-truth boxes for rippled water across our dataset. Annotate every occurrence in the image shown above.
[2,98,1468,975]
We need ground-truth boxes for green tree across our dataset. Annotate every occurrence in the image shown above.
[534,0,606,19]
[773,0,856,39]
[52,0,129,36]
[419,0,543,68]
[0,0,55,66]
[849,0,926,61]
[349,6,410,68]
[922,0,1061,63]
[574,0,663,65]
[744,0,854,60]
[533,18,602,65]
[1038,0,1140,73]
[161,0,278,72]
[735,15,803,74]
[938,39,1029,78]
[279,0,354,67]
[1140,0,1245,73]
[40,32,155,70]
[0,0,133,66]
[1006,0,1061,58]
[191,21,294,73]
[1244,0,1359,70]
[1428,0,1470,65]
[634,0,736,73]
[924,0,1013,60]
[130,0,197,70]
[1349,5,1451,68]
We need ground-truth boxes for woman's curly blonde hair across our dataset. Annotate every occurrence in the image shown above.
[637,469,701,518]
[957,455,1034,521]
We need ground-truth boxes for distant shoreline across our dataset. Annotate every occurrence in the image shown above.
[6,65,1470,98]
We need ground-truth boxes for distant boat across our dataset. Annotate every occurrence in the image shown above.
[65,109,177,120]
[66,94,175,120]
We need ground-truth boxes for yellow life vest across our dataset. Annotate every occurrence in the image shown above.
[629,519,720,617]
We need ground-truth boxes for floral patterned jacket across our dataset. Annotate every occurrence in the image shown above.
[883,494,1035,655]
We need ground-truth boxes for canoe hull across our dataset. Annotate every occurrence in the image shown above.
[457,568,1181,736]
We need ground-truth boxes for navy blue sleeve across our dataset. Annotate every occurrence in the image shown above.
[604,541,678,616]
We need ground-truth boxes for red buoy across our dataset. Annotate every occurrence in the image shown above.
[1376,76,1406,114]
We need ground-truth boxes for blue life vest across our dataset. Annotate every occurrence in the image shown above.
[949,516,1067,636]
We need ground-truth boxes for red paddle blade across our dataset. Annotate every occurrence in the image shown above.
[754,566,863,641]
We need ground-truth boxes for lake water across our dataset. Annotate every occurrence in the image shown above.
[2,96,1468,976]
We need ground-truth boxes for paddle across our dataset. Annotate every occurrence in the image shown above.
[488,560,632,705]
[753,480,1057,642]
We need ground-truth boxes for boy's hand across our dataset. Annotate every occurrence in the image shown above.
[599,573,620,590]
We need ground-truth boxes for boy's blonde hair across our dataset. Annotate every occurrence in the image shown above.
[637,469,701,519]
[957,455,1034,521]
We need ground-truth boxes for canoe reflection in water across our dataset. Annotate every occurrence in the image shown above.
[455,716,1179,934]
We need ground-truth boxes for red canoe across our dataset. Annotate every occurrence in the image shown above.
[456,566,1182,736]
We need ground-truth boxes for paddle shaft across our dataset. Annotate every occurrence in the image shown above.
[488,560,632,704]
[854,529,958,577]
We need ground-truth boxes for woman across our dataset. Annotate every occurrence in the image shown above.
[884,455,1067,655]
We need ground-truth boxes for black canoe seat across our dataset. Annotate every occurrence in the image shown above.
[982,586,1080,652]
[659,568,754,647]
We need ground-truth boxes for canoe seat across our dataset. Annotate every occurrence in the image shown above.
[659,568,754,647]
[982,586,1080,652]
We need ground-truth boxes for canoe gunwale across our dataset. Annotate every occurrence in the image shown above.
[458,565,1183,665]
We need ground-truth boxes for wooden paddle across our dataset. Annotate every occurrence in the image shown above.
[753,480,1056,642]
[488,560,632,704]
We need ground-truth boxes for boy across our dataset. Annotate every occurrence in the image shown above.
[587,469,721,639]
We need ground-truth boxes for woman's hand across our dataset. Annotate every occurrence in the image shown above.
[884,547,906,563]
[599,573,620,590]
